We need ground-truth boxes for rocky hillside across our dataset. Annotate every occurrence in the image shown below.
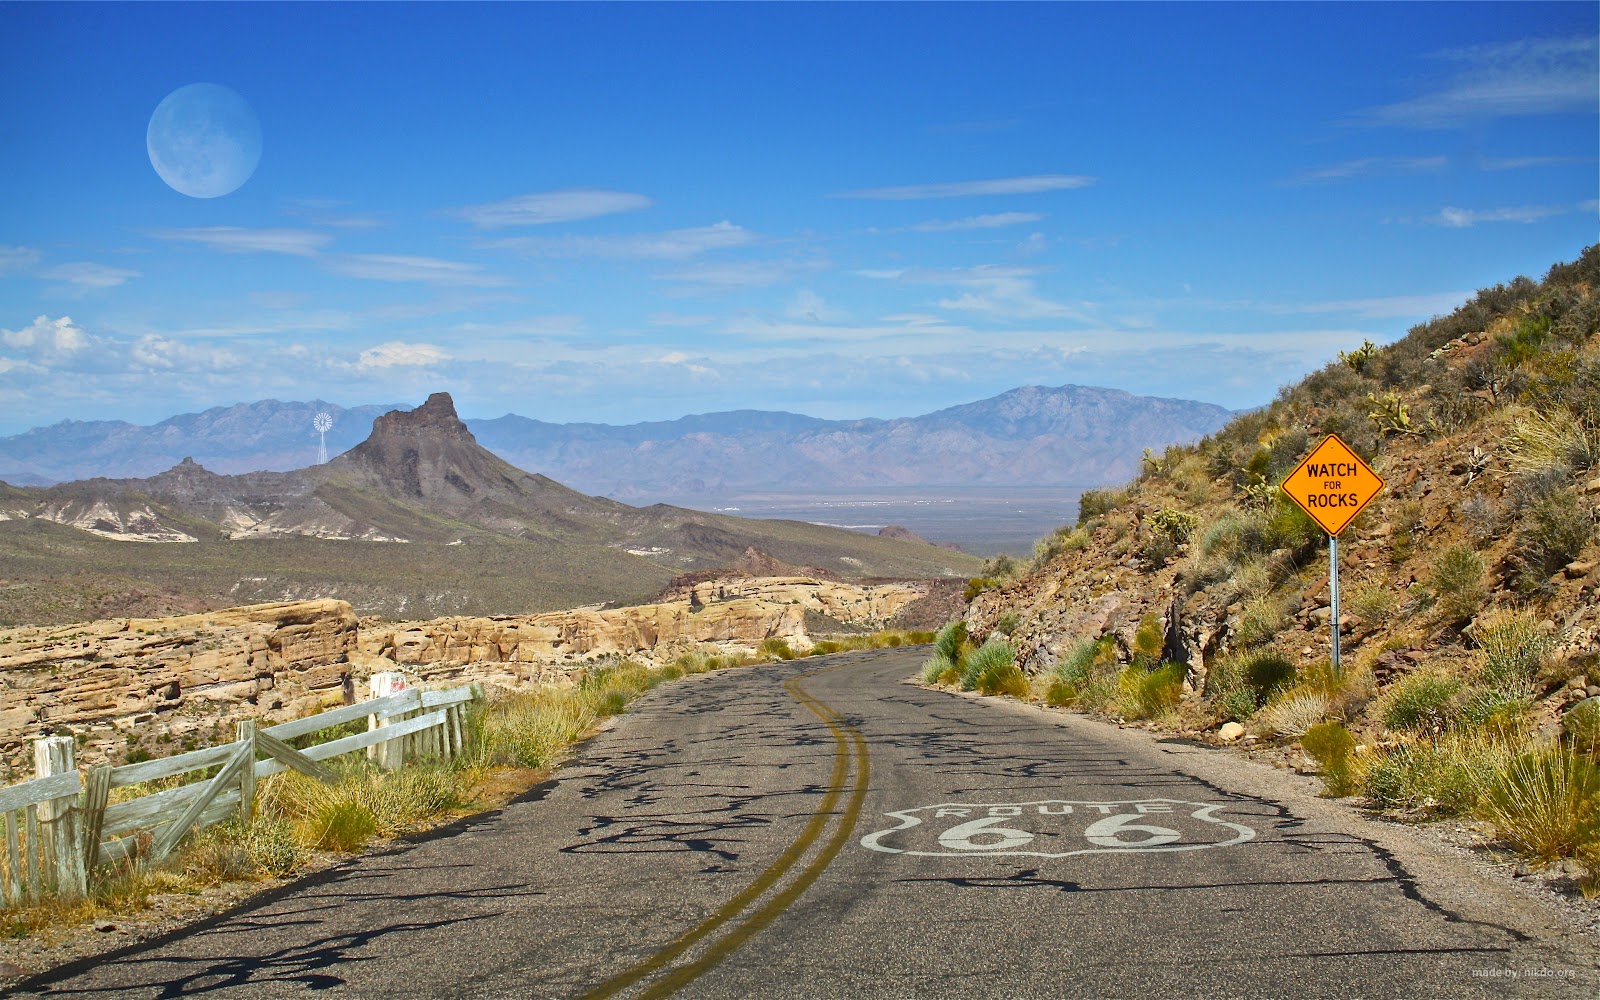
[961,246,1599,772]
[0,394,980,625]
[1,385,1233,496]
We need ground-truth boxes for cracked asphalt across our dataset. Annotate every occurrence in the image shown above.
[13,647,1596,998]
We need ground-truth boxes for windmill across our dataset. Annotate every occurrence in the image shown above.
[314,412,333,464]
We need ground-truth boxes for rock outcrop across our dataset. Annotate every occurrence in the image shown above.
[0,600,359,772]
[0,574,930,771]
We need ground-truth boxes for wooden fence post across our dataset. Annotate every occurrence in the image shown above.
[33,737,86,900]
[236,721,257,826]
[368,672,408,771]
[81,766,112,874]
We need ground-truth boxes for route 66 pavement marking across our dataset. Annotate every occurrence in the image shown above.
[860,798,1255,858]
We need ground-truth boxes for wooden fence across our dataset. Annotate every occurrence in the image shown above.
[0,671,479,907]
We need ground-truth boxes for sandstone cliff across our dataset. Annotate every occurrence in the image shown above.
[0,575,927,773]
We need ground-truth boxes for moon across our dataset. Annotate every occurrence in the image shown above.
[146,83,262,199]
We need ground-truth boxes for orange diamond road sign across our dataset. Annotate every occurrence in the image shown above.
[1281,433,1385,537]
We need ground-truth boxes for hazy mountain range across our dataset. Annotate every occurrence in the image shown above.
[0,385,1234,497]
[0,393,982,624]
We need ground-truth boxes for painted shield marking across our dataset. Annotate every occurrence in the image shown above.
[860,799,1255,857]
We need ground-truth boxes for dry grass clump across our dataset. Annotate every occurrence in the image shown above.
[1255,690,1332,739]
[1480,749,1600,861]
[1116,662,1186,721]
[960,638,1027,697]
[1360,730,1524,815]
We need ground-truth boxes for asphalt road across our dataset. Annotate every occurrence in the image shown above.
[16,648,1597,999]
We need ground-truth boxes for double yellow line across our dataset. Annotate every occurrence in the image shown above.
[580,662,871,999]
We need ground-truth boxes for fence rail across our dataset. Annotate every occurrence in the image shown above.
[0,671,479,906]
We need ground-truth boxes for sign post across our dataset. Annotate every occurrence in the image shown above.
[1280,434,1385,678]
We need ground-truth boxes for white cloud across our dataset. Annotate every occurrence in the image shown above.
[175,311,357,338]
[327,254,510,286]
[833,174,1096,200]
[1429,200,1599,227]
[155,227,331,256]
[484,221,755,260]
[649,351,715,376]
[908,212,1044,232]
[862,264,1092,322]
[2,315,89,356]
[1355,35,1598,128]
[46,262,138,288]
[1286,156,1448,185]
[0,246,41,275]
[126,335,244,373]
[455,189,653,228]
[356,341,451,370]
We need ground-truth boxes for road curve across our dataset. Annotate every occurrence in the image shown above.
[16,647,1595,998]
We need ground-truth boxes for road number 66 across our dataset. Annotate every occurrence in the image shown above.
[936,813,1182,852]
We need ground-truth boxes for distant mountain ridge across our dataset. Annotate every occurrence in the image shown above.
[0,392,981,623]
[0,385,1233,496]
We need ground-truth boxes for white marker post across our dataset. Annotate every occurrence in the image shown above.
[1329,535,1340,674]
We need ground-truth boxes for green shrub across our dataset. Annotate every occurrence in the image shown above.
[1133,614,1165,664]
[1152,508,1199,544]
[934,620,967,662]
[1339,339,1379,374]
[1034,526,1089,564]
[1426,545,1487,622]
[995,612,1020,636]
[1362,731,1525,815]
[1473,610,1553,691]
[921,620,971,685]
[1241,651,1297,703]
[758,637,795,661]
[1265,493,1322,553]
[1497,313,1552,367]
[961,638,1025,696]
[1043,677,1077,707]
[963,577,998,602]
[1235,595,1290,648]
[1217,687,1259,723]
[1564,699,1600,758]
[1480,750,1600,860]
[1199,511,1250,557]
[1515,488,1595,585]
[1119,662,1185,719]
[1379,673,1462,732]
[1460,686,1534,736]
[1345,584,1398,627]
[1078,488,1129,525]
[1302,721,1358,796]
[1050,636,1121,711]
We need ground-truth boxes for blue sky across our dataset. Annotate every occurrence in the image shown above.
[1,2,1595,435]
